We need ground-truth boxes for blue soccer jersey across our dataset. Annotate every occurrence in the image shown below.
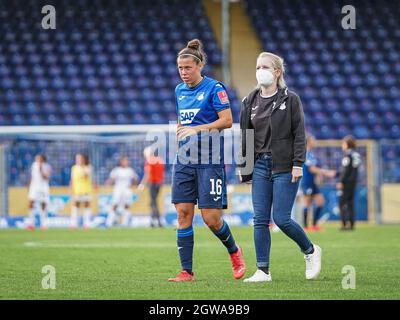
[302,151,318,187]
[175,76,230,167]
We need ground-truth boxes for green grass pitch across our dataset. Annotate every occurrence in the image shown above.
[0,224,399,299]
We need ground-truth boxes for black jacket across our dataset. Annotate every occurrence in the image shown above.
[339,149,361,190]
[238,87,306,182]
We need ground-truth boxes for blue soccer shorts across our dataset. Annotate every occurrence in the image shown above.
[171,164,228,209]
[301,182,320,196]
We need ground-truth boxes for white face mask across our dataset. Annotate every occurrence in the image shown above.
[256,68,275,87]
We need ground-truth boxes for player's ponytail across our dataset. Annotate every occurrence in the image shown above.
[187,39,202,51]
[177,39,207,65]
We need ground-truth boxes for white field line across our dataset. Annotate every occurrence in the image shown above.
[22,241,175,248]
[21,241,251,249]
[20,241,400,249]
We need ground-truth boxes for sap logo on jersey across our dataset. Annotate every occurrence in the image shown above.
[180,108,200,124]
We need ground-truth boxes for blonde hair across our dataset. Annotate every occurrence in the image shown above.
[257,52,287,88]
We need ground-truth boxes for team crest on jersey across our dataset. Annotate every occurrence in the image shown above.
[180,108,200,124]
[197,92,205,101]
[217,90,229,104]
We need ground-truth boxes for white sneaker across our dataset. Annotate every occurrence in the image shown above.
[243,269,272,282]
[304,244,322,280]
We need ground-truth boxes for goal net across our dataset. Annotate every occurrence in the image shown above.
[0,125,376,228]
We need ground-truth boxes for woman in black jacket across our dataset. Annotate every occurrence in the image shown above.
[337,135,361,231]
[239,52,322,282]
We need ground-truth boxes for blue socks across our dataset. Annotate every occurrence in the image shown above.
[303,207,308,227]
[212,220,238,254]
[176,221,237,273]
[177,226,194,274]
[313,206,322,226]
[304,206,323,227]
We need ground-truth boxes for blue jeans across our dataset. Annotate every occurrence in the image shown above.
[252,154,313,269]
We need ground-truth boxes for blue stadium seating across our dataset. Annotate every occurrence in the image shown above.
[245,0,400,139]
[2,0,399,186]
[0,0,241,126]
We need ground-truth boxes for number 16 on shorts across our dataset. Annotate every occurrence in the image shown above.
[210,178,222,197]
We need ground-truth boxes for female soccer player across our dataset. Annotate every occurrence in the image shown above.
[301,134,336,231]
[106,156,139,227]
[168,39,246,282]
[239,52,321,282]
[27,154,52,230]
[70,153,93,229]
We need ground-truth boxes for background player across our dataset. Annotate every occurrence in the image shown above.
[139,147,165,228]
[301,134,336,231]
[106,156,139,227]
[70,153,93,229]
[337,135,361,231]
[168,39,246,282]
[27,154,52,230]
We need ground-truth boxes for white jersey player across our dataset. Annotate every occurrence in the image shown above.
[27,154,52,230]
[106,157,139,227]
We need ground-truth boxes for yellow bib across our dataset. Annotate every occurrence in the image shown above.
[71,165,92,195]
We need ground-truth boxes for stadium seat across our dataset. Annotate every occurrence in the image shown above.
[244,0,400,139]
[0,0,235,126]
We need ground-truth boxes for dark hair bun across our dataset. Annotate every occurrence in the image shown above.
[187,39,202,50]
[177,39,206,65]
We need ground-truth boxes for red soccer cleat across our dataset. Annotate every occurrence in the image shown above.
[230,246,246,279]
[312,225,324,232]
[168,270,195,282]
[26,225,35,231]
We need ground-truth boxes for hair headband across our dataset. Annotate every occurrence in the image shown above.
[178,53,202,62]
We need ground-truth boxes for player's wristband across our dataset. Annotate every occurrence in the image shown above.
[293,166,303,170]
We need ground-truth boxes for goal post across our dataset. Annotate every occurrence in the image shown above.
[0,144,7,218]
